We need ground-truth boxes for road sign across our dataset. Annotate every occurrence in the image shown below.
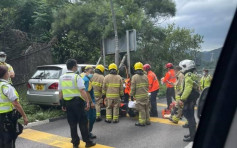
[103,29,137,55]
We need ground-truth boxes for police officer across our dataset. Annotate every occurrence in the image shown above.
[200,69,212,91]
[130,62,150,126]
[58,59,96,148]
[102,63,123,123]
[178,60,200,142]
[0,65,28,148]
[0,52,15,84]
[91,65,105,122]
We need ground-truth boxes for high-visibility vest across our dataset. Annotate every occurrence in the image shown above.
[147,71,160,92]
[124,78,131,94]
[163,69,176,88]
[0,82,14,114]
[59,73,84,101]
[200,75,212,91]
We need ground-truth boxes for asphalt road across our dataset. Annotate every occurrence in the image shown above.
[16,98,192,148]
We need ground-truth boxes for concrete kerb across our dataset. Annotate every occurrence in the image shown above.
[24,115,67,129]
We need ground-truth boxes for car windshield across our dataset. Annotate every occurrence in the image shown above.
[31,67,62,79]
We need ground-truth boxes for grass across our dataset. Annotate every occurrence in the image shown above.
[15,85,65,123]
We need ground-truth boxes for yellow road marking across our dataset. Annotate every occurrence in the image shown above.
[150,117,185,126]
[157,103,197,110]
[127,114,186,126]
[19,129,113,148]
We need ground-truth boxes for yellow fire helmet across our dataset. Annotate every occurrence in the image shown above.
[85,65,93,70]
[108,63,118,71]
[134,62,144,70]
[96,64,105,73]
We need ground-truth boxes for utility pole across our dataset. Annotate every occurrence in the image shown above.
[110,0,119,66]
[210,52,214,62]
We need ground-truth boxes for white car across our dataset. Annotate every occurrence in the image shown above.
[26,64,95,106]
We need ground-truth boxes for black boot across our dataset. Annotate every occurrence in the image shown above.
[183,126,196,142]
[105,119,111,123]
[182,123,189,128]
[85,141,96,147]
[96,117,102,122]
[184,134,190,138]
[135,123,145,127]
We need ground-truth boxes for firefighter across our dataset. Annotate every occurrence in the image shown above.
[0,52,15,84]
[58,59,96,148]
[0,65,28,148]
[143,64,160,117]
[83,66,96,139]
[170,66,185,124]
[91,64,105,122]
[102,63,123,123]
[200,69,212,91]
[131,62,150,126]
[178,60,200,142]
[161,63,176,109]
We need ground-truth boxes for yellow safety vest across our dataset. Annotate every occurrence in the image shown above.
[0,82,14,114]
[60,73,84,101]
[200,75,212,91]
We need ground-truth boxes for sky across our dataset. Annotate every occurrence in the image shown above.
[162,0,237,51]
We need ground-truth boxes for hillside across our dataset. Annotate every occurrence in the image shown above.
[201,48,222,62]
[197,47,222,74]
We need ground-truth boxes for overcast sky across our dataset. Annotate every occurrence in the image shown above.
[162,0,237,51]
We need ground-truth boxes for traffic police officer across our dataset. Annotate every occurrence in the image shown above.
[58,59,96,148]
[0,65,28,148]
[178,60,200,142]
[102,63,123,123]
[91,64,105,122]
[130,62,150,126]
[200,69,212,91]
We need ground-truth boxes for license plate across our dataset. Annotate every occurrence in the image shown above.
[35,84,44,91]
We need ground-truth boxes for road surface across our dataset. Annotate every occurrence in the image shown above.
[16,98,193,148]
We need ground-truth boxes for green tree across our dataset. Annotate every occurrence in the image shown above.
[51,0,176,64]
[132,24,203,78]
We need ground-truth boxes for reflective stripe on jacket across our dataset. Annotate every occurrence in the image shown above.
[162,69,176,88]
[59,73,83,101]
[91,73,104,97]
[130,74,149,100]
[147,71,160,92]
[0,82,13,114]
[175,71,185,96]
[102,74,123,99]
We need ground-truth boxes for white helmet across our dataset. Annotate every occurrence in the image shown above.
[179,59,195,73]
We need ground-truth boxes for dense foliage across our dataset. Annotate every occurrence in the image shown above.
[0,0,203,77]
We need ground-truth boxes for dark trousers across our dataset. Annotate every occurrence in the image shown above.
[0,132,14,148]
[66,97,90,146]
[150,89,159,117]
[183,90,200,138]
[0,112,15,148]
[166,87,175,108]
